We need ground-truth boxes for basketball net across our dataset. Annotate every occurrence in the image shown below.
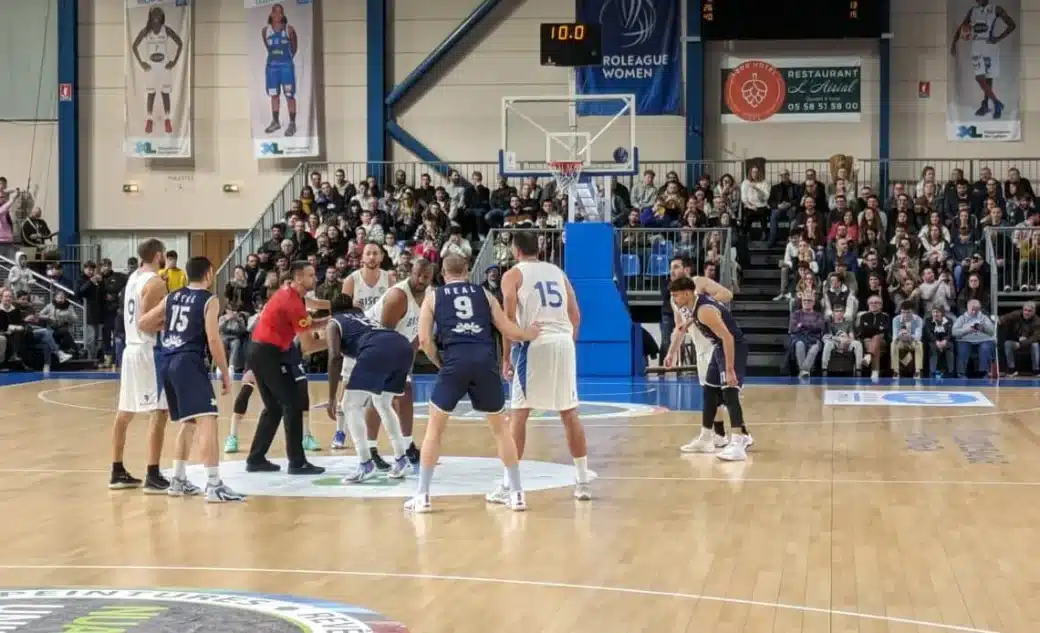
[549,160,584,197]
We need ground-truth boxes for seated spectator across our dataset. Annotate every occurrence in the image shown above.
[640,197,676,228]
[441,226,472,260]
[631,170,658,211]
[740,166,770,240]
[956,271,989,314]
[891,301,924,378]
[713,173,741,219]
[924,306,955,376]
[822,271,857,319]
[0,288,71,369]
[822,305,863,376]
[789,295,825,378]
[6,251,33,295]
[493,233,514,269]
[773,230,802,301]
[44,261,70,289]
[952,299,996,377]
[919,266,955,314]
[858,295,889,379]
[383,232,403,267]
[999,301,1040,376]
[37,290,78,354]
[766,168,800,247]
[414,235,441,264]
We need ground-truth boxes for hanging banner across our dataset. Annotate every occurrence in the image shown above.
[575,0,681,116]
[720,57,862,123]
[947,0,1021,141]
[124,0,192,158]
[246,0,319,159]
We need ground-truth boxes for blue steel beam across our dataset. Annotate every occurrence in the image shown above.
[384,0,504,109]
[57,0,79,248]
[684,0,704,186]
[366,0,387,169]
[386,121,452,179]
[878,0,891,199]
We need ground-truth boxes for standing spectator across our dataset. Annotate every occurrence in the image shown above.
[6,251,33,295]
[99,259,127,367]
[890,301,924,378]
[44,261,70,289]
[821,305,863,376]
[75,260,104,358]
[0,189,22,260]
[789,295,825,378]
[998,301,1040,376]
[924,306,955,376]
[857,295,889,380]
[159,250,187,291]
[917,267,954,315]
[219,305,249,372]
[739,165,770,240]
[19,207,52,254]
[630,170,657,210]
[952,299,996,378]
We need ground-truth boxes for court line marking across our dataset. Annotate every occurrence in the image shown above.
[30,380,1040,428]
[0,563,995,633]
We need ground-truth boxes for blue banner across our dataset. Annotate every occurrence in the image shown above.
[576,0,681,116]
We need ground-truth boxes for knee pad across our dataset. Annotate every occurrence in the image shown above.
[233,383,254,416]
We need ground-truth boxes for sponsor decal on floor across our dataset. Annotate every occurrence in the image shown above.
[823,390,994,407]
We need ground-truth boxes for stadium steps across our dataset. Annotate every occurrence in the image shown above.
[736,238,790,376]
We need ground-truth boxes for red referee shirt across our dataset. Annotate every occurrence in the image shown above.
[252,286,311,351]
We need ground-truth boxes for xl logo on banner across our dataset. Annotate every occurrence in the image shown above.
[576,0,681,115]
[823,390,995,408]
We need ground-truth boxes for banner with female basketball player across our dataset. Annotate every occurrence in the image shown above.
[947,0,1021,141]
[246,0,319,159]
[124,0,192,158]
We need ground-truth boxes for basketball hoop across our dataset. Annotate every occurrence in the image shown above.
[549,160,584,194]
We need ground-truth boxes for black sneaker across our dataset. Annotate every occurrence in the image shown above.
[287,462,326,475]
[245,459,282,473]
[405,443,421,472]
[370,447,391,472]
[143,472,170,495]
[109,469,142,490]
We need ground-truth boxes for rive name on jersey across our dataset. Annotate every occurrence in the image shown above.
[159,287,213,359]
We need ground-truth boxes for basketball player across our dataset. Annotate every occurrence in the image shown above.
[405,254,541,513]
[262,3,299,137]
[669,276,752,462]
[663,257,729,453]
[493,231,591,502]
[145,257,244,502]
[365,259,435,472]
[325,302,414,483]
[131,6,184,135]
[951,0,1016,119]
[109,239,170,493]
[333,244,395,463]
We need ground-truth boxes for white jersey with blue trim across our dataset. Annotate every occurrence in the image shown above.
[514,260,573,339]
[123,269,158,347]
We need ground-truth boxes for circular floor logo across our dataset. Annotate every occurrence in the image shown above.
[0,588,409,633]
[413,399,666,421]
[181,456,597,499]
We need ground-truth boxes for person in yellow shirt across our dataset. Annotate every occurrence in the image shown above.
[159,250,187,291]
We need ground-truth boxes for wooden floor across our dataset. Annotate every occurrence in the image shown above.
[2,377,1040,633]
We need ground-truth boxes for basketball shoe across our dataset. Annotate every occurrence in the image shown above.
[168,477,202,497]
[205,482,246,503]
[680,427,729,453]
[717,433,753,462]
[403,493,433,514]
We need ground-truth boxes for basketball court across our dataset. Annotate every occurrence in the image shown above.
[1,373,1038,633]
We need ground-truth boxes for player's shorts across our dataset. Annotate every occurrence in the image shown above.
[688,326,715,386]
[265,63,296,97]
[144,65,172,94]
[431,349,505,414]
[117,343,167,413]
[971,52,999,78]
[510,335,578,411]
[282,345,306,383]
[158,353,217,423]
[704,340,749,391]
[345,332,414,396]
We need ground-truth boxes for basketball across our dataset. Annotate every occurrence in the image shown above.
[613,146,629,163]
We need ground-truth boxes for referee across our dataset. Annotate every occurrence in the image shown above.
[246,261,327,475]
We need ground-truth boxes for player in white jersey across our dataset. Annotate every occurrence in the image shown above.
[334,244,396,460]
[130,5,184,135]
[493,231,591,502]
[109,239,170,493]
[951,0,1016,119]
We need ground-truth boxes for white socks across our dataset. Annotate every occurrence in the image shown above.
[302,414,312,437]
[336,410,346,433]
[574,456,590,484]
[372,392,406,458]
[173,460,186,479]
[206,466,220,486]
[228,415,240,438]
[343,391,371,461]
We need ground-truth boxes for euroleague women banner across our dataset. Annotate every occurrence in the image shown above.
[124,0,192,158]
[246,0,319,159]
[947,0,1021,141]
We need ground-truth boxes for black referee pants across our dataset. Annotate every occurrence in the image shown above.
[246,342,307,468]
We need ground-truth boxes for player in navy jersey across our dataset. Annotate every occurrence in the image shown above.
[140,257,245,502]
[325,300,414,483]
[402,254,542,513]
[669,275,753,462]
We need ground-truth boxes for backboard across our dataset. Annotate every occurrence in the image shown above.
[499,94,638,178]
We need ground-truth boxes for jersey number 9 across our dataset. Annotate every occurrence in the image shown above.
[453,295,473,320]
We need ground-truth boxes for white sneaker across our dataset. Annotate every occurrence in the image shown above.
[573,482,591,501]
[717,433,750,462]
[862,353,872,367]
[168,476,202,497]
[205,481,246,503]
[509,490,527,511]
[388,455,409,480]
[57,351,73,364]
[714,433,730,448]
[485,483,510,505]
[403,493,433,513]
[680,428,717,453]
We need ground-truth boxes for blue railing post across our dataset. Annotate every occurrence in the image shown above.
[57,0,79,248]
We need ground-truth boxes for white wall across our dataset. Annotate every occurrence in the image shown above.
[82,231,189,270]
[0,122,59,229]
[389,0,685,168]
[77,0,366,232]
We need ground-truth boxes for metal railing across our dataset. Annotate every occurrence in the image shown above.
[984,226,1040,305]
[0,255,89,351]
[468,228,564,284]
[618,228,734,303]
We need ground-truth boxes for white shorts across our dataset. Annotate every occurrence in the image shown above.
[144,65,172,94]
[117,344,167,413]
[510,336,578,411]
[689,327,715,386]
[971,53,999,79]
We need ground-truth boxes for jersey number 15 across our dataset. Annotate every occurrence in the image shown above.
[534,281,563,308]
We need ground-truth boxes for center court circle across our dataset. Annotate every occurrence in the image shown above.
[412,399,667,421]
[0,588,409,633]
[180,456,598,499]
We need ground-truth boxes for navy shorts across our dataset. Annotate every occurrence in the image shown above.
[431,350,505,414]
[158,353,217,422]
[704,340,749,390]
[346,332,414,396]
[265,63,296,97]
[282,345,306,382]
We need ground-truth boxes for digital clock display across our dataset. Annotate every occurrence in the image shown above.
[540,22,603,67]
[701,0,886,40]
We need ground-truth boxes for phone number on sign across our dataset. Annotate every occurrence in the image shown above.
[785,101,860,113]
